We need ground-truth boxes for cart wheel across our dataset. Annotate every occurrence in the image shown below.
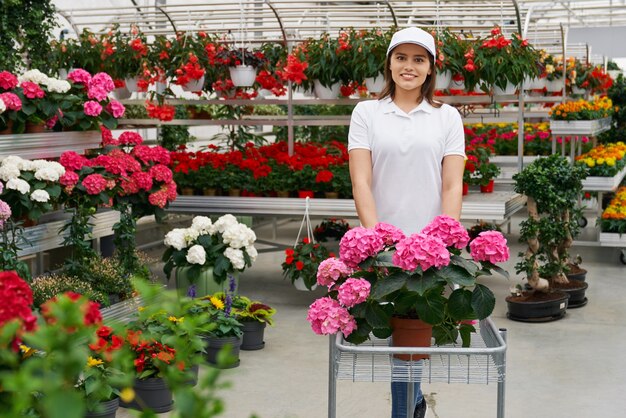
[620,250,626,265]
[578,216,588,228]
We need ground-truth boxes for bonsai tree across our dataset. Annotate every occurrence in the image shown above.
[513,154,588,291]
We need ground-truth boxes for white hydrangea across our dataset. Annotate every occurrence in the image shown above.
[19,69,49,85]
[245,245,258,262]
[164,228,188,250]
[224,247,246,270]
[186,244,207,265]
[184,227,200,245]
[37,160,65,176]
[45,79,71,93]
[0,98,5,114]
[0,165,21,182]
[34,167,61,182]
[222,223,256,249]
[213,214,239,233]
[30,189,50,202]
[190,216,213,235]
[1,155,25,168]
[6,178,30,194]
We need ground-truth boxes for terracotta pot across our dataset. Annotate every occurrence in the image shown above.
[276,190,290,198]
[480,180,495,193]
[228,189,241,197]
[324,191,339,199]
[390,317,432,361]
[181,187,195,196]
[298,190,314,198]
[462,183,469,196]
[24,122,47,134]
[0,119,14,135]
[203,188,217,196]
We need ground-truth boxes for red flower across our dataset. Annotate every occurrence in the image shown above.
[315,170,333,183]
[295,261,305,270]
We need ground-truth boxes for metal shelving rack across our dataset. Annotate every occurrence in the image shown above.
[328,318,507,418]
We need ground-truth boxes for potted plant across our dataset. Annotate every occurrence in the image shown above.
[540,51,565,92]
[466,145,500,192]
[281,237,332,291]
[306,215,510,347]
[224,293,276,350]
[298,33,351,98]
[30,273,108,308]
[510,154,590,318]
[162,214,258,297]
[215,46,266,87]
[314,218,352,242]
[350,27,393,93]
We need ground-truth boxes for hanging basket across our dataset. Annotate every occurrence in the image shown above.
[124,77,141,92]
[181,75,205,92]
[365,73,385,93]
[313,80,340,99]
[493,82,517,95]
[435,70,452,90]
[229,65,257,87]
[545,79,563,92]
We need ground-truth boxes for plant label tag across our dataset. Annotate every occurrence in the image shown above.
[560,303,566,310]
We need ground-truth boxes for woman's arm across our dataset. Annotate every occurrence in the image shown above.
[349,149,378,228]
[441,154,465,220]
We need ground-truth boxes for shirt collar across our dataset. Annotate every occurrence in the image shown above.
[380,97,434,115]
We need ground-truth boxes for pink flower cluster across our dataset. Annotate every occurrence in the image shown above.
[87,73,115,101]
[469,231,510,264]
[59,171,79,187]
[339,227,384,268]
[0,92,21,110]
[0,71,18,90]
[337,278,371,307]
[149,164,173,183]
[0,199,12,229]
[106,100,126,118]
[84,100,102,116]
[131,171,153,191]
[316,257,353,287]
[393,233,450,271]
[21,81,44,99]
[421,215,470,249]
[60,151,89,171]
[82,173,108,195]
[118,131,143,146]
[148,184,177,208]
[68,69,91,85]
[132,145,171,165]
[374,222,406,246]
[307,297,356,337]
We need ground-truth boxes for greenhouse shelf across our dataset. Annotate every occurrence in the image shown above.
[0,131,102,160]
[599,232,626,246]
[549,117,612,137]
[328,318,507,418]
[581,166,626,192]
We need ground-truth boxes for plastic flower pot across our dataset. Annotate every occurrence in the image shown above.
[175,267,238,298]
[435,70,451,90]
[365,73,385,93]
[85,397,119,418]
[493,82,517,95]
[298,190,314,198]
[124,77,140,92]
[462,183,469,196]
[241,321,267,350]
[119,377,173,413]
[480,180,495,193]
[203,335,242,368]
[293,275,318,291]
[181,75,205,92]
[229,65,257,87]
[313,80,340,99]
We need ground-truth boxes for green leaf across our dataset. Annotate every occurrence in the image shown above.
[472,284,496,319]
[459,323,476,348]
[41,390,85,418]
[450,254,479,275]
[370,270,407,299]
[414,292,446,325]
[406,270,440,295]
[492,264,510,279]
[447,288,474,321]
[365,302,391,329]
[436,264,476,287]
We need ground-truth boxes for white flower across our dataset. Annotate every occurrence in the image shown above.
[6,178,30,194]
[34,167,61,182]
[30,189,50,203]
[190,216,213,234]
[223,223,256,249]
[184,227,200,245]
[224,247,246,270]
[245,245,258,262]
[164,228,188,250]
[18,69,49,84]
[45,79,71,93]
[186,245,207,265]
[213,214,239,233]
[1,156,25,168]
[0,165,20,182]
[0,98,5,114]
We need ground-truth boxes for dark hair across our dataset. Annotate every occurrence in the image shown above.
[378,45,442,108]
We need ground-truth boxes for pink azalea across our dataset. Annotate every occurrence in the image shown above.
[0,71,18,90]
[67,69,92,85]
[21,81,44,99]
[374,222,406,246]
[0,92,22,110]
[82,173,107,195]
[59,151,88,171]
[339,226,385,268]
[306,297,356,337]
[337,278,371,307]
[149,164,173,183]
[421,215,470,249]
[106,100,126,118]
[469,231,510,264]
[83,100,102,116]
[316,257,353,287]
[393,233,450,271]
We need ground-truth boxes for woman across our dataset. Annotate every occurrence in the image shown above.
[348,27,465,418]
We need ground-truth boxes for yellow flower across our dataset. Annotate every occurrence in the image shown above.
[210,296,225,310]
[168,316,184,323]
[120,387,135,403]
[87,356,104,367]
[138,306,145,312]
[596,157,605,165]
[586,159,595,168]
[606,158,616,167]
[19,344,36,359]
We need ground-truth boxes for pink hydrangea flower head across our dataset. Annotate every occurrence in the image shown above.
[100,126,117,146]
[87,86,108,101]
[165,182,177,201]
[0,92,22,111]
[84,100,102,116]
[59,171,79,187]
[45,115,58,130]
[306,297,357,337]
[67,69,92,85]
[316,257,353,287]
[21,81,45,99]
[0,71,19,90]
[469,231,510,264]
[89,72,115,93]
[148,189,168,208]
[82,173,107,195]
[120,177,139,195]
[374,222,406,246]
[339,226,385,268]
[0,199,12,222]
[118,131,143,146]
[149,164,173,183]
[337,278,371,307]
[421,215,470,249]
[393,233,450,271]
[59,151,88,171]
[131,171,153,191]
[106,99,125,118]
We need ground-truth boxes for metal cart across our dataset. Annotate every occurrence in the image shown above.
[328,318,507,418]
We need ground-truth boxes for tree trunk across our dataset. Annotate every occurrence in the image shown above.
[525,197,550,292]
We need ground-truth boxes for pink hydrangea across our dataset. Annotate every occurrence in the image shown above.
[339,226,385,268]
[59,151,88,171]
[151,146,171,165]
[106,99,125,118]
[148,189,168,208]
[131,171,153,191]
[316,257,353,287]
[89,72,115,93]
[87,86,107,101]
[0,71,18,90]
[337,278,371,307]
[306,297,357,337]
[84,101,102,116]
[132,145,171,165]
[21,81,44,99]
[45,115,58,130]
[0,199,12,229]
[82,173,107,195]
[59,171,79,187]
[374,222,406,246]
[149,164,173,183]
[120,177,139,195]
[67,69,92,85]
[0,92,21,110]
[469,231,510,264]
[421,215,470,249]
[393,233,450,271]
[165,182,177,201]
[100,126,117,146]
[118,131,143,146]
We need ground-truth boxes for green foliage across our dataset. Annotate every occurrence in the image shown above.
[349,27,394,80]
[160,106,194,151]
[313,218,351,242]
[281,238,332,289]
[0,219,31,280]
[600,74,626,144]
[30,273,108,308]
[230,294,276,326]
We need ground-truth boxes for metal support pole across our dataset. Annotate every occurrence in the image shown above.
[328,334,337,418]
[497,328,507,418]
[406,381,414,418]
[288,80,294,156]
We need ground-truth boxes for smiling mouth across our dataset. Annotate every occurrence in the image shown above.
[400,74,417,79]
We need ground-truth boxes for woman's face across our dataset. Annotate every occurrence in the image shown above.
[389,43,432,95]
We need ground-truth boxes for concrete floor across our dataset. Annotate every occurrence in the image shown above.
[121,212,626,418]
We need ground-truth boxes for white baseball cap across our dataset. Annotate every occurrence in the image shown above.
[386,27,436,58]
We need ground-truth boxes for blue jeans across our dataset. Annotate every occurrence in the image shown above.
[391,359,423,418]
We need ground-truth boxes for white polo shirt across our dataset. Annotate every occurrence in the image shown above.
[348,97,465,234]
